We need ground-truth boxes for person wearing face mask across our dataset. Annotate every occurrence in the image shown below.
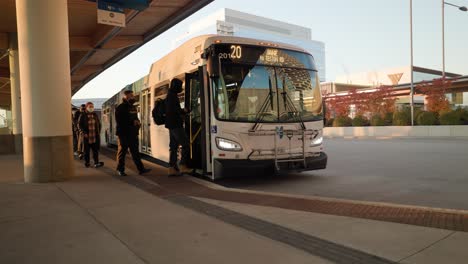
[115,90,151,176]
[78,102,104,168]
[165,78,192,176]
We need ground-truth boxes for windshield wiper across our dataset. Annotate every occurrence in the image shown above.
[250,76,275,132]
[280,77,306,130]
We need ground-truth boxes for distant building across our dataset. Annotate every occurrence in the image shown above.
[173,8,326,81]
[335,66,462,87]
[320,82,371,94]
[321,69,468,109]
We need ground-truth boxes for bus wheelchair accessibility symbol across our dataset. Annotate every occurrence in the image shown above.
[276,126,284,139]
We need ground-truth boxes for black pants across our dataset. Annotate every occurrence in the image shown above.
[73,129,78,152]
[84,141,100,165]
[117,135,144,172]
[169,127,190,168]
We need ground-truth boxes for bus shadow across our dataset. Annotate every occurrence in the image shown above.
[215,171,324,189]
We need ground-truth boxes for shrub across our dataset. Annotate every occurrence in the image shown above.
[370,115,386,126]
[393,108,411,126]
[333,116,352,127]
[414,108,424,120]
[455,108,468,125]
[352,115,369,127]
[383,112,393,126]
[416,111,438,125]
[439,111,463,125]
[325,118,334,127]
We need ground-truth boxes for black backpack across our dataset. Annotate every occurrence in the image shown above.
[152,98,166,125]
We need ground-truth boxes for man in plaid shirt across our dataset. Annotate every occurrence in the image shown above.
[78,102,104,168]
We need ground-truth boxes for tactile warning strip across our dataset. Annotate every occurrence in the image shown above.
[113,172,397,264]
[144,174,468,232]
[101,148,468,232]
[166,195,397,264]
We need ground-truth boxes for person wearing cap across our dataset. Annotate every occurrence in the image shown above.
[78,102,104,168]
[115,90,151,176]
[165,78,192,176]
[73,104,86,159]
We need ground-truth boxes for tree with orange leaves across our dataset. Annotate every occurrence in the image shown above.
[324,86,397,118]
[417,78,451,114]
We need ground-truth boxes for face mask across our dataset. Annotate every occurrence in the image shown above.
[87,107,94,113]
[128,98,136,105]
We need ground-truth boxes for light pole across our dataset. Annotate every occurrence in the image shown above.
[410,0,414,126]
[442,1,467,78]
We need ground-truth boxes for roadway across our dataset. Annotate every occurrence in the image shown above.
[217,138,468,211]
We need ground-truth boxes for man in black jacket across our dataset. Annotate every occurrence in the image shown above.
[165,78,192,176]
[115,90,151,176]
[78,102,104,168]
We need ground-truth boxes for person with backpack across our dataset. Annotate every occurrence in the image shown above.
[78,102,104,168]
[164,78,192,176]
[152,97,166,125]
[115,90,151,176]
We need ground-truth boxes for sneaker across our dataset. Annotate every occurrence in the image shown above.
[78,154,84,160]
[117,170,127,176]
[179,164,193,174]
[138,168,151,175]
[85,163,90,168]
[94,162,104,168]
[168,167,180,177]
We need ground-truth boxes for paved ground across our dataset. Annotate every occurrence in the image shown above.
[2,154,468,264]
[0,155,327,264]
[218,138,468,210]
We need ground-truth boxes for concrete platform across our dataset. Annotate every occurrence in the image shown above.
[1,154,468,263]
[0,155,326,264]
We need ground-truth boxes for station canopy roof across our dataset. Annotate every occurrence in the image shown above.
[0,0,213,103]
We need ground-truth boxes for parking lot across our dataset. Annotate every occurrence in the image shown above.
[218,138,468,210]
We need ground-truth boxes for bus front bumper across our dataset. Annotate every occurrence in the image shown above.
[213,152,327,178]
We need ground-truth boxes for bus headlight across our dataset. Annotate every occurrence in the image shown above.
[311,136,323,146]
[216,137,243,151]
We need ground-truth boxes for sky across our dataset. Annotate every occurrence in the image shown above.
[73,0,468,99]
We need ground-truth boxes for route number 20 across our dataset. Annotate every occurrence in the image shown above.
[230,45,242,59]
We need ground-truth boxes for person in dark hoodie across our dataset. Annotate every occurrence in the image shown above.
[115,90,151,176]
[165,78,192,176]
[78,102,104,168]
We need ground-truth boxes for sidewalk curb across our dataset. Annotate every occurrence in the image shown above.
[187,177,468,216]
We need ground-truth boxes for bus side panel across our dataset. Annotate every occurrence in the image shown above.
[150,125,170,163]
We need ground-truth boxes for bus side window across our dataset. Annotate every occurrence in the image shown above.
[154,84,169,98]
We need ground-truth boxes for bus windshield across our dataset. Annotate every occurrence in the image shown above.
[212,45,323,123]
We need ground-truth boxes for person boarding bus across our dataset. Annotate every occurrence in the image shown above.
[165,79,192,176]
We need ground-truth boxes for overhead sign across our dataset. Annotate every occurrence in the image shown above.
[97,0,126,27]
[105,0,149,11]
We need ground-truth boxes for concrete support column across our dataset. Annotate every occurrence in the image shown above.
[16,0,74,182]
[9,33,23,154]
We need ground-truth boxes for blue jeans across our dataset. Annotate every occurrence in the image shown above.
[169,127,190,168]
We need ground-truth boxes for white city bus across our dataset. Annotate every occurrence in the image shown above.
[103,35,327,180]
